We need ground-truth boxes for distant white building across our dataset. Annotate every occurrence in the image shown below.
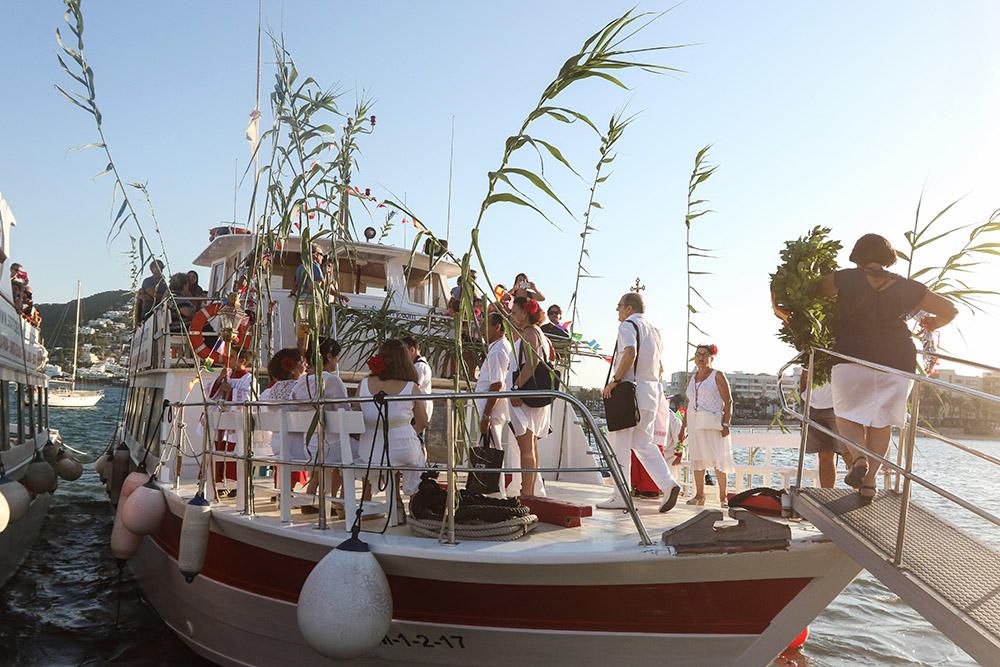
[667,368,801,402]
[79,326,96,335]
[43,363,63,378]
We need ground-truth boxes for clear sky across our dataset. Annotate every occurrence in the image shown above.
[2,1,998,388]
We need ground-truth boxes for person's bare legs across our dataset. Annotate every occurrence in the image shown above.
[818,451,836,488]
[835,417,867,461]
[517,431,537,497]
[715,468,728,505]
[690,469,706,501]
[860,426,892,497]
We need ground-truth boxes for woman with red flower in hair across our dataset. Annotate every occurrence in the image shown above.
[679,343,735,506]
[258,348,310,493]
[357,339,428,506]
[509,296,554,497]
[206,347,258,496]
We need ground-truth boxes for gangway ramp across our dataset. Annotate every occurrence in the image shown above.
[793,487,1000,666]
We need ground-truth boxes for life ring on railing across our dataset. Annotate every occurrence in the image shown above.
[188,303,251,365]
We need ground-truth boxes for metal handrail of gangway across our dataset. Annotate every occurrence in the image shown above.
[158,388,654,546]
[776,347,1000,665]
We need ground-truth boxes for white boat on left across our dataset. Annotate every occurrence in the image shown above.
[0,191,71,587]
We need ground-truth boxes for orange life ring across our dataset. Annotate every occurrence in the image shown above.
[187,302,252,365]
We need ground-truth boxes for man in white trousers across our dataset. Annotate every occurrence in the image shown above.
[600,292,681,512]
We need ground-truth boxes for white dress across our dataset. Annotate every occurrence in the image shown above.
[831,364,911,429]
[509,333,553,438]
[358,377,426,495]
[685,370,735,473]
[291,371,355,463]
[258,379,304,461]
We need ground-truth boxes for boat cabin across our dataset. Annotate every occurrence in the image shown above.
[132,228,461,373]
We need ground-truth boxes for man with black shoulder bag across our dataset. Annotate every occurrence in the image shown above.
[599,293,680,512]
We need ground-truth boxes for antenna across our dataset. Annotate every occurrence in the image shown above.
[446,115,455,242]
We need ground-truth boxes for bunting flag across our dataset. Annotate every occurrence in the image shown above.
[245,110,262,158]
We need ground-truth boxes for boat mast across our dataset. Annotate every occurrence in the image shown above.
[71,280,81,391]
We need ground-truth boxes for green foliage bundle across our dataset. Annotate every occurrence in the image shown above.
[770,226,842,384]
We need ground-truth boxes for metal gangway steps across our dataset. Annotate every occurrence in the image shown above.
[780,348,1000,666]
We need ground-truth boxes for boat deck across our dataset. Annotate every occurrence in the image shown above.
[171,477,829,558]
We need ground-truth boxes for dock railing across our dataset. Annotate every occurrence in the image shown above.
[777,347,1000,565]
[157,388,655,546]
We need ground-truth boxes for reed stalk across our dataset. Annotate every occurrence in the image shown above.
[682,145,717,387]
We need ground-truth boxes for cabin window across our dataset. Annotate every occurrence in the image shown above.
[405,268,430,305]
[15,383,24,444]
[355,260,387,297]
[42,388,48,429]
[431,273,449,309]
[140,388,164,455]
[210,261,226,297]
[128,388,147,442]
[37,386,45,431]
[137,389,155,445]
[27,385,36,438]
[1,381,9,451]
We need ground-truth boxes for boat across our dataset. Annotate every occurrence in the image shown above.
[48,281,104,408]
[103,230,865,667]
[0,191,61,587]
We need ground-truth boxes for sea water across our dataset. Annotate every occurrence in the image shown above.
[0,386,992,666]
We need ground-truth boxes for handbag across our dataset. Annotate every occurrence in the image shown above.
[691,408,723,431]
[514,335,561,408]
[603,321,641,432]
[466,431,504,495]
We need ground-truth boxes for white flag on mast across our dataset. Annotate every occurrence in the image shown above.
[246,110,262,157]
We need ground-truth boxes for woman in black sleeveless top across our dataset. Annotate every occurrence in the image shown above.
[816,234,956,499]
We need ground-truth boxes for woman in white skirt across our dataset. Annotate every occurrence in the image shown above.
[679,343,735,506]
[356,339,428,503]
[509,296,554,498]
[817,234,957,499]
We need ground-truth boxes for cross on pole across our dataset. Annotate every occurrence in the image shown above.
[631,277,645,293]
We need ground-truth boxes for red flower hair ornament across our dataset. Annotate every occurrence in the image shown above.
[707,344,719,355]
[367,354,386,375]
[523,299,540,316]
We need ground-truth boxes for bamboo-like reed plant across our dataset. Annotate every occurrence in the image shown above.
[567,112,633,335]
[898,194,1000,314]
[682,145,717,386]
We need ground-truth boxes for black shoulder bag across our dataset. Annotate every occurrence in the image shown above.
[466,430,504,495]
[514,333,561,408]
[603,320,640,432]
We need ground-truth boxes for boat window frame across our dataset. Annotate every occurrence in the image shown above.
[136,388,156,445]
[15,383,24,445]
[27,383,36,438]
[42,387,48,429]
[0,380,9,451]
[142,387,165,457]
[36,385,45,431]
[128,387,146,441]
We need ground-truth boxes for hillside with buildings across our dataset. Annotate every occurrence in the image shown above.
[35,290,132,381]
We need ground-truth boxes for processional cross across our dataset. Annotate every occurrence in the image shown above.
[631,277,645,293]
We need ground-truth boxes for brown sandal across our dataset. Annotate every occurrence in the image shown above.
[859,485,877,500]
[844,457,869,489]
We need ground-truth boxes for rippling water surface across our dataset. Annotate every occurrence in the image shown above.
[1,388,993,666]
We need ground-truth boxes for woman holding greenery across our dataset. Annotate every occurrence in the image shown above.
[509,297,554,497]
[817,233,957,499]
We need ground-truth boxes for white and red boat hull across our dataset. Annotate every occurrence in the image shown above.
[128,492,860,667]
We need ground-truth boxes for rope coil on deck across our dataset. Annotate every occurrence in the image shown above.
[408,515,539,541]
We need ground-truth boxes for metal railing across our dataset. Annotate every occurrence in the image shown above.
[159,388,654,546]
[778,347,1000,565]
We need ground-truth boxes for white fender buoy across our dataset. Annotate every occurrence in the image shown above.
[297,534,393,659]
[110,513,143,562]
[55,453,84,481]
[178,492,212,583]
[95,451,113,484]
[119,470,150,505]
[109,443,131,506]
[0,475,31,524]
[22,461,57,495]
[121,479,166,535]
[0,493,9,533]
[42,441,59,465]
